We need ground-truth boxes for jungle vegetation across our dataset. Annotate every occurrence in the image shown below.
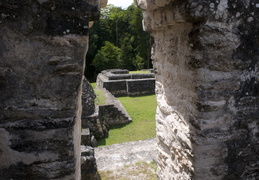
[85,3,152,81]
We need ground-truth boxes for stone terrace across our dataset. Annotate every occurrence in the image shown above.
[96,69,155,97]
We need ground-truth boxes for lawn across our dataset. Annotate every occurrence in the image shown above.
[97,94,157,146]
[90,83,106,105]
[129,70,149,74]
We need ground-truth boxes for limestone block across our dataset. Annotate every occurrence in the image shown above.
[0,0,101,179]
[82,77,96,117]
[82,112,108,139]
[96,69,155,97]
[81,128,91,146]
[81,146,98,180]
[138,0,259,179]
[137,0,174,10]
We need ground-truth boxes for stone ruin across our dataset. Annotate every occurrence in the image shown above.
[81,76,132,146]
[96,69,156,96]
[137,0,259,179]
[0,0,258,179]
[0,0,106,179]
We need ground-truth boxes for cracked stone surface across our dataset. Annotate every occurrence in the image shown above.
[95,138,157,171]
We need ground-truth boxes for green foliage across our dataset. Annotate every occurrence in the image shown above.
[85,4,152,78]
[92,41,123,71]
[133,54,144,70]
[97,95,157,146]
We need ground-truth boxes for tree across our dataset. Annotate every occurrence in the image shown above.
[85,4,152,80]
[92,41,123,72]
[133,54,144,70]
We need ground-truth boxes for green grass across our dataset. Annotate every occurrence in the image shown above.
[91,82,97,89]
[90,83,106,105]
[129,71,149,74]
[98,95,157,146]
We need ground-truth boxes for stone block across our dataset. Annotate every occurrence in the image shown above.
[96,69,155,97]
[81,146,98,180]
[127,79,155,96]
[81,128,91,146]
[0,0,102,179]
[138,0,259,179]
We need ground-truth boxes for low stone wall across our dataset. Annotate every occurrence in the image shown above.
[82,110,109,139]
[105,69,129,74]
[81,87,132,139]
[105,73,155,80]
[103,87,132,123]
[127,79,155,96]
[97,75,128,96]
[99,105,131,126]
[97,69,155,97]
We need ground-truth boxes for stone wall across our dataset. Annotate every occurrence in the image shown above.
[137,0,259,179]
[0,0,103,179]
[82,77,96,117]
[99,104,132,126]
[82,108,109,140]
[103,87,132,125]
[97,69,155,96]
[81,87,132,139]
[81,146,98,180]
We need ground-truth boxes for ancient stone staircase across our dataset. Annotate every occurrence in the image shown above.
[99,104,132,126]
[101,87,132,123]
[81,87,132,143]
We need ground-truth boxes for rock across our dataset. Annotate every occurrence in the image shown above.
[82,128,91,146]
[138,0,259,179]
[95,138,157,171]
[82,76,96,117]
[81,146,98,180]
[0,0,102,179]
[91,135,98,148]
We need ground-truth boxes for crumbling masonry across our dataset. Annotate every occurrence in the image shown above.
[0,0,105,179]
[0,0,258,179]
[137,0,258,179]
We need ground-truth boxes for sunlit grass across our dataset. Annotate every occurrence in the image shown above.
[129,71,149,74]
[90,83,106,105]
[97,95,157,146]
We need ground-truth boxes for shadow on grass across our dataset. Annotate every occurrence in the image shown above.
[97,138,107,146]
[109,123,131,130]
[97,123,131,146]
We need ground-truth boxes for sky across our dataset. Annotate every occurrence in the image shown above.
[107,0,134,9]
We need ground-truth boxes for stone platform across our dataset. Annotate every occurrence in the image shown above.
[96,69,155,97]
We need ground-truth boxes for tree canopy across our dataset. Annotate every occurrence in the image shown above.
[85,4,151,80]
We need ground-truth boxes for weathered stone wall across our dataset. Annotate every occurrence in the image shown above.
[0,0,102,179]
[81,146,98,180]
[82,109,109,140]
[99,105,131,126]
[81,87,132,139]
[103,87,132,124]
[96,70,155,96]
[138,0,259,179]
[82,77,96,117]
